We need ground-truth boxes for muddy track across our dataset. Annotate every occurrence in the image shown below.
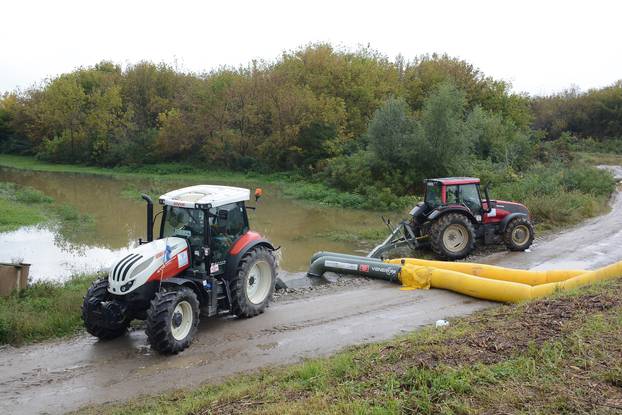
[1,168,621,415]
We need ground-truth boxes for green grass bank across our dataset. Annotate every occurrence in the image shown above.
[78,279,622,415]
[0,154,617,235]
[0,275,97,345]
[0,181,51,232]
[0,154,415,210]
[0,180,94,234]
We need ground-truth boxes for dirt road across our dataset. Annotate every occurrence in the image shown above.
[1,170,620,415]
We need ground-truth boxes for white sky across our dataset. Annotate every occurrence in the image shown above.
[1,0,620,96]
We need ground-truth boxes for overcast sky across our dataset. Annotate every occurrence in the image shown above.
[1,0,620,96]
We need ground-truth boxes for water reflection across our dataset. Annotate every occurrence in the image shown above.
[0,225,131,282]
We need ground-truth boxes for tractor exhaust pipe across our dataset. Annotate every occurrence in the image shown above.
[141,194,154,242]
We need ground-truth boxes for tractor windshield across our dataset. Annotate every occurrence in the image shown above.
[425,182,442,208]
[162,206,205,248]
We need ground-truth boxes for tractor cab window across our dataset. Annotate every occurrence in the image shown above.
[444,184,483,213]
[425,182,442,208]
[210,202,248,262]
[460,184,483,213]
[162,207,205,249]
[446,185,460,204]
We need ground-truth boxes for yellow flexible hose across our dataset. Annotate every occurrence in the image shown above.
[393,259,622,303]
[387,258,585,286]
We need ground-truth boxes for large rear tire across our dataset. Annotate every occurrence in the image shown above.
[430,213,476,260]
[145,287,199,355]
[230,246,276,318]
[503,216,535,251]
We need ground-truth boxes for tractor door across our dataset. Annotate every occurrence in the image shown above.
[209,202,248,275]
[459,184,483,218]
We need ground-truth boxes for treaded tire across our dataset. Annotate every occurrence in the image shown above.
[430,213,476,260]
[230,246,277,318]
[145,287,199,355]
[503,216,535,251]
[82,279,129,340]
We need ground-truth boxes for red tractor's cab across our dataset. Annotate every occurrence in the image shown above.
[424,177,487,219]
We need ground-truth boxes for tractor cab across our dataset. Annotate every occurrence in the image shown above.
[157,185,253,274]
[424,177,488,216]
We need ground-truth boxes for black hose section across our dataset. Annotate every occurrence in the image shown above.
[307,255,402,283]
[309,251,384,265]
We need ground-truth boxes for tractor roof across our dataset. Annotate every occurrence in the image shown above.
[425,177,480,185]
[159,185,250,209]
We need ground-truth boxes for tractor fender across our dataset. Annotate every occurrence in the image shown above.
[160,277,208,303]
[224,237,275,280]
[427,206,478,224]
[498,213,529,234]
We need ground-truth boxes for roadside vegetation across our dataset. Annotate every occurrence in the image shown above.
[0,275,96,345]
[0,180,94,234]
[0,182,50,232]
[78,279,622,415]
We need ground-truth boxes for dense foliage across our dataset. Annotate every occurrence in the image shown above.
[532,82,622,145]
[0,46,530,169]
[0,44,619,206]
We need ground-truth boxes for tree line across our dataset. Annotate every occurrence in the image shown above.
[0,44,619,199]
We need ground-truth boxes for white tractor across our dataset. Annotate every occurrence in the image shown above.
[82,185,277,354]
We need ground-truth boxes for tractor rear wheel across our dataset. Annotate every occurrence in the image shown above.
[82,279,130,340]
[145,287,199,354]
[503,216,534,251]
[230,246,276,318]
[430,213,476,260]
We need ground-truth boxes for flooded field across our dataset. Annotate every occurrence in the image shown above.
[0,168,388,280]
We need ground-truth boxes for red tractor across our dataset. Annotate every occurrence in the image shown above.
[369,177,534,260]
[82,185,277,354]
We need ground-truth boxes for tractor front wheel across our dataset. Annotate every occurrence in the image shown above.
[145,287,199,354]
[82,279,130,340]
[504,216,535,251]
[230,247,277,318]
[430,213,476,260]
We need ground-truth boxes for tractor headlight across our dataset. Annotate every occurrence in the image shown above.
[120,280,134,293]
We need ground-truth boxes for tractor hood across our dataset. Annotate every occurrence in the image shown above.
[108,237,190,295]
[491,200,530,216]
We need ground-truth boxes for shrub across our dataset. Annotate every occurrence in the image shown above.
[562,165,616,197]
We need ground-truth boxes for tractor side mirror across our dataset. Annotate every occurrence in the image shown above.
[255,188,263,202]
[483,184,492,213]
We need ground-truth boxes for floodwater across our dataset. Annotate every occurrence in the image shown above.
[0,167,387,280]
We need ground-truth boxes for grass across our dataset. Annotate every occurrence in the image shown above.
[0,181,94,234]
[77,279,622,415]
[1,154,618,221]
[0,154,408,210]
[574,151,622,166]
[0,182,52,232]
[492,163,617,231]
[0,275,97,345]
